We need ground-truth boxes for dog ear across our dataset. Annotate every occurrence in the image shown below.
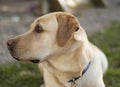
[56,14,79,47]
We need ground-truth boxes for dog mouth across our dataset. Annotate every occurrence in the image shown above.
[29,59,40,63]
[7,46,40,64]
[8,50,40,64]
[10,54,40,64]
[14,57,40,64]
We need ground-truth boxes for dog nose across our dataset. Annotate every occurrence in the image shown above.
[7,39,16,49]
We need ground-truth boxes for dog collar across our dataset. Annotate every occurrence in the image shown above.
[68,61,91,83]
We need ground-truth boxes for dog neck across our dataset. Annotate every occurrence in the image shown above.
[41,42,92,87]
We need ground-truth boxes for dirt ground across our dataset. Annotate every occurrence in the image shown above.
[0,0,120,64]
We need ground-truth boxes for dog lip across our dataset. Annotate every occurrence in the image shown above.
[12,55,20,61]
[8,49,39,63]
[29,59,40,63]
[14,57,20,61]
[9,52,20,61]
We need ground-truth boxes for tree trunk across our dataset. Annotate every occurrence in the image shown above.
[48,0,63,12]
[90,0,108,7]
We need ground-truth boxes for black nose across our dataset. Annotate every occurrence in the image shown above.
[7,39,16,50]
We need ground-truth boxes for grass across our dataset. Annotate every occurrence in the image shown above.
[0,62,43,87]
[0,21,120,87]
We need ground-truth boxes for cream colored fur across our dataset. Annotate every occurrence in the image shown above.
[7,12,108,87]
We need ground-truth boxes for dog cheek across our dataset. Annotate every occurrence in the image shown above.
[34,48,51,61]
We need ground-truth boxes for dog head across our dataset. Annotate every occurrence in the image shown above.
[7,12,87,63]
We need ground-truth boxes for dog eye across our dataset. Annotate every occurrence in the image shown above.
[75,27,79,31]
[34,25,43,33]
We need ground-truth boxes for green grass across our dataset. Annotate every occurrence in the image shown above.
[0,62,43,87]
[0,21,120,87]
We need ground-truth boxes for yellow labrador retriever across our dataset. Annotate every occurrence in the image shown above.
[7,12,108,87]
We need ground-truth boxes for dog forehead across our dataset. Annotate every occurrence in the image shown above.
[31,13,58,32]
[31,12,80,32]
[35,13,56,23]
[34,12,75,24]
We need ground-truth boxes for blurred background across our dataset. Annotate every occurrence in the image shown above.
[0,0,120,87]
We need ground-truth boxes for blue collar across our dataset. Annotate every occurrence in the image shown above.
[68,61,91,83]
